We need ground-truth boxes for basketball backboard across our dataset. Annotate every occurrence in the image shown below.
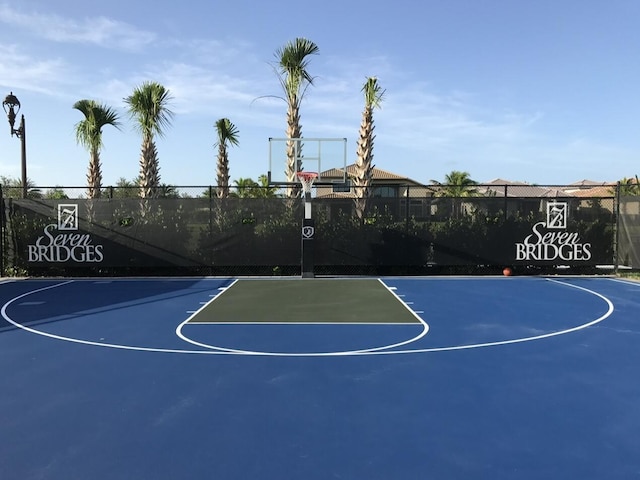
[267,137,348,186]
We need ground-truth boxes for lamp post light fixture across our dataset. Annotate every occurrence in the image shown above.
[2,92,27,198]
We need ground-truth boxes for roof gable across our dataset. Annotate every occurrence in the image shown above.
[321,164,424,185]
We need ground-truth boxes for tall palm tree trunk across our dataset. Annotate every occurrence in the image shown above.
[87,150,102,199]
[216,143,229,199]
[285,102,303,198]
[353,77,384,220]
[139,137,160,199]
[354,106,374,219]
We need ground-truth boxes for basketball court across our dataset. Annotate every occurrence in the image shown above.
[1,275,639,479]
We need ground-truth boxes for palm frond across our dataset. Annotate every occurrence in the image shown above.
[275,37,319,84]
[214,118,240,147]
[362,77,386,110]
[73,99,121,151]
[124,81,174,139]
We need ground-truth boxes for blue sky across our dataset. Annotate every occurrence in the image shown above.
[0,0,638,189]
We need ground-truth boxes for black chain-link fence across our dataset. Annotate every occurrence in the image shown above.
[1,184,633,277]
[617,196,640,270]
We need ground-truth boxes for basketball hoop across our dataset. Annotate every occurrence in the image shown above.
[296,171,318,195]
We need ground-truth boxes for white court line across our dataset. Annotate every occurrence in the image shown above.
[361,278,615,355]
[174,278,430,356]
[0,280,229,355]
[0,277,616,357]
[188,322,420,325]
[179,279,239,324]
[607,277,640,287]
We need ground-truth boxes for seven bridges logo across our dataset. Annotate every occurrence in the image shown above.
[27,204,104,263]
[515,202,591,262]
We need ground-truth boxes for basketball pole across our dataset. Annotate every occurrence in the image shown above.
[299,173,316,278]
[268,137,348,277]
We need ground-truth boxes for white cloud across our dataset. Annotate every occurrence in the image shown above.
[0,4,156,51]
[0,44,70,94]
[0,7,631,187]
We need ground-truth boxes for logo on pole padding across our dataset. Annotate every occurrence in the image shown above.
[302,225,315,239]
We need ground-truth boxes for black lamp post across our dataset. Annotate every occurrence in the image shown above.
[2,92,27,198]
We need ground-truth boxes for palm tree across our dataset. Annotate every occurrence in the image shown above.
[232,177,259,198]
[0,175,41,199]
[124,81,173,199]
[353,77,385,220]
[254,174,280,198]
[73,99,121,199]
[430,171,479,218]
[158,184,180,198]
[616,175,640,196]
[109,177,139,199]
[214,118,240,199]
[273,37,319,197]
[431,171,479,196]
[613,175,640,217]
[225,175,279,198]
[44,187,69,199]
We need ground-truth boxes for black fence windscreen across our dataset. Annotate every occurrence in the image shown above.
[618,196,640,269]
[0,185,630,276]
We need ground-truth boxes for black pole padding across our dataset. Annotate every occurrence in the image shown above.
[301,218,315,278]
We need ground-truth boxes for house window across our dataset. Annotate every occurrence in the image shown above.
[400,199,429,218]
[332,180,351,193]
[372,186,398,198]
[409,199,426,217]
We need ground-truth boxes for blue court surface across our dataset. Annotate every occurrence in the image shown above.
[1,276,639,479]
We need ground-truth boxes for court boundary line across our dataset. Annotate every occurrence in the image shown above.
[365,278,615,355]
[607,277,640,287]
[0,277,616,356]
[175,278,430,356]
[188,322,421,325]
[0,280,229,355]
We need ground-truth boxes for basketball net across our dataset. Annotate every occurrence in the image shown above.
[296,171,318,196]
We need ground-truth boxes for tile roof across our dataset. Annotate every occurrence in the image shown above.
[321,164,422,183]
[481,179,574,198]
[569,179,612,187]
[315,192,354,199]
[569,186,616,197]
[314,168,623,199]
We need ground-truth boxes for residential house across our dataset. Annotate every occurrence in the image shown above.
[312,166,627,220]
[316,164,435,219]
